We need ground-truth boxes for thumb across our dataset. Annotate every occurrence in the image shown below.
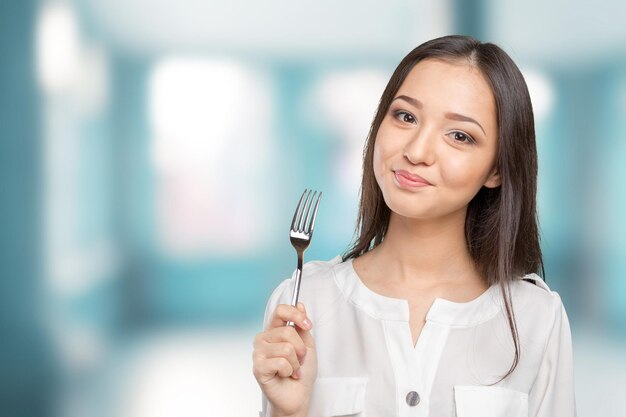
[296,302,315,348]
[296,302,307,314]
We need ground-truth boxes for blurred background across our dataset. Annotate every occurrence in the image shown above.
[1,0,625,416]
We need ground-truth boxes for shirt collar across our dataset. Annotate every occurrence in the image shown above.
[332,257,505,326]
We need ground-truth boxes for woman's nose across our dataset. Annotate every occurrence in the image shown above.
[403,127,436,166]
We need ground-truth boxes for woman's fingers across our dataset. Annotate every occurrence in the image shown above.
[253,330,306,381]
[254,325,307,361]
[260,342,302,376]
[252,302,314,383]
[254,356,295,380]
[267,303,312,332]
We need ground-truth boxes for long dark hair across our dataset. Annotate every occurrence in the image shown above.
[343,35,545,380]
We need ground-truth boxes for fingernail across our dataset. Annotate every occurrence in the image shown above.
[293,369,301,379]
[303,318,312,329]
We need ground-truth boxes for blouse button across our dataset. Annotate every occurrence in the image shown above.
[406,391,420,406]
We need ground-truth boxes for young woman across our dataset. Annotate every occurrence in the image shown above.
[252,35,576,417]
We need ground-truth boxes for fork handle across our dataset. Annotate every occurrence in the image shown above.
[286,253,303,327]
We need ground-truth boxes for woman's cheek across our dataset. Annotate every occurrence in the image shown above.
[442,154,484,190]
[372,145,382,171]
[439,157,466,188]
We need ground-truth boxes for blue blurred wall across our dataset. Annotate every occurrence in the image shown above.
[0,0,55,415]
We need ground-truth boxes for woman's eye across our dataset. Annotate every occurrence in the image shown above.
[450,131,475,144]
[394,111,416,124]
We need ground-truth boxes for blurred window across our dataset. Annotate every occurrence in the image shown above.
[149,58,275,258]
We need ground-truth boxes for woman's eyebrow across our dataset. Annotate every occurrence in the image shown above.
[393,95,423,109]
[444,112,486,135]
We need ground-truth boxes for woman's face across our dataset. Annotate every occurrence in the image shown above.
[373,58,501,221]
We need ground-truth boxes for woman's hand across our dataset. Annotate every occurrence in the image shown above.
[253,302,317,417]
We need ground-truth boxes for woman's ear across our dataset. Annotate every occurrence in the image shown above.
[483,168,501,188]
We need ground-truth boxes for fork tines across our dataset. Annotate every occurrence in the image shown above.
[291,189,322,235]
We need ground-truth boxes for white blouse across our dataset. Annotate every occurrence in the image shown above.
[259,256,576,417]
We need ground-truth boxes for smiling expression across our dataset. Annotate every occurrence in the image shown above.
[373,58,501,221]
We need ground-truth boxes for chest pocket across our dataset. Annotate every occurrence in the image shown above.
[454,386,528,417]
[309,377,368,417]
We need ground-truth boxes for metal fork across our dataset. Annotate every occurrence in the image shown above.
[286,189,322,328]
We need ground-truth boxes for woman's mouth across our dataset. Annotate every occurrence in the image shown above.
[393,170,432,188]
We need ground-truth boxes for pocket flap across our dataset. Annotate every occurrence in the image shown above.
[310,377,368,416]
[454,386,528,417]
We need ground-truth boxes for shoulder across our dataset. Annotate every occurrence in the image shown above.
[302,256,344,281]
[510,273,565,313]
[269,255,342,292]
[509,273,570,346]
[511,273,551,298]
[510,273,566,316]
[264,256,346,318]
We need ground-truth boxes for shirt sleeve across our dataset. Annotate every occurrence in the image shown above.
[528,292,577,417]
[259,279,294,417]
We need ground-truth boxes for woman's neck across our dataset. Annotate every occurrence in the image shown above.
[365,209,482,287]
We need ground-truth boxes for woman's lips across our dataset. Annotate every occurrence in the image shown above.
[393,170,432,188]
